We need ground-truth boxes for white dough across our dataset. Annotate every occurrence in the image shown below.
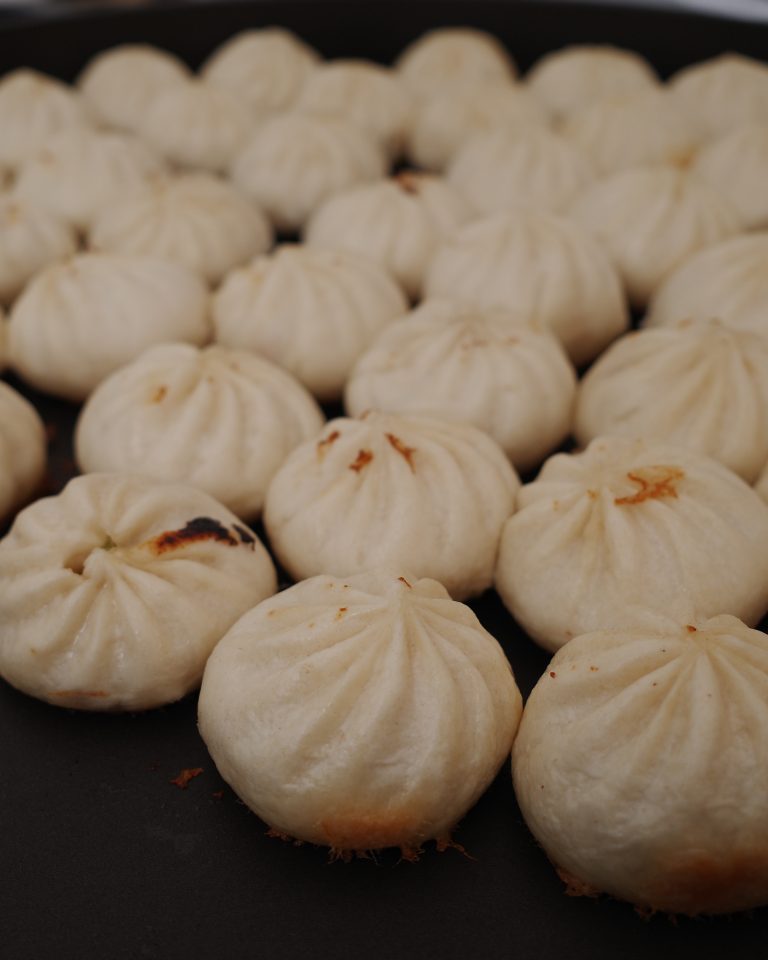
[294,59,411,158]
[305,173,471,299]
[495,436,768,652]
[8,253,210,401]
[525,45,658,120]
[0,380,46,523]
[575,319,768,483]
[395,27,517,94]
[757,462,768,503]
[424,211,629,367]
[447,127,595,217]
[345,300,576,471]
[201,28,319,113]
[199,570,523,853]
[89,173,272,285]
[0,69,91,170]
[569,165,740,307]
[690,124,768,230]
[13,128,166,232]
[137,79,256,174]
[264,412,519,600]
[0,196,77,305]
[231,115,386,233]
[669,53,768,141]
[560,89,700,176]
[75,343,324,519]
[407,82,547,173]
[645,232,768,337]
[513,613,768,915]
[0,473,277,711]
[213,245,407,402]
[77,44,190,132]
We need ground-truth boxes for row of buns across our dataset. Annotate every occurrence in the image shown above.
[1,24,768,920]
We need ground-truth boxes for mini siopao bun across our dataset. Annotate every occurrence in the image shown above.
[8,253,210,401]
[0,196,77,305]
[199,570,522,856]
[264,412,519,600]
[0,473,277,711]
[200,28,320,113]
[77,44,191,133]
[212,245,407,402]
[305,173,472,299]
[0,380,46,525]
[424,211,628,367]
[645,232,768,337]
[513,613,768,915]
[495,436,768,652]
[345,300,576,472]
[574,319,768,483]
[75,343,324,519]
[395,27,517,95]
[89,173,273,285]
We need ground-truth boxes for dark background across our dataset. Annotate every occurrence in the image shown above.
[1,4,768,958]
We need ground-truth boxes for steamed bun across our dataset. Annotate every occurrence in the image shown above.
[75,343,324,519]
[514,613,768,915]
[575,319,768,483]
[395,27,516,94]
[8,253,210,401]
[212,245,407,402]
[345,300,576,471]
[0,196,77,305]
[264,412,519,600]
[495,436,768,651]
[0,380,46,524]
[424,211,628,366]
[0,473,277,711]
[199,570,522,855]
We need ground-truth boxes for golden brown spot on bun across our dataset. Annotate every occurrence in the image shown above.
[615,466,684,506]
[146,517,239,554]
[320,811,426,854]
[151,385,167,403]
[349,449,374,473]
[54,689,108,699]
[386,433,417,472]
[650,849,768,916]
[398,576,412,588]
[316,430,340,460]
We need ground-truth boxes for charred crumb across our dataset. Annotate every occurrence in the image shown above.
[148,517,240,554]
[170,767,204,789]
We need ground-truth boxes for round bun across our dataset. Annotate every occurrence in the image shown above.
[345,299,576,471]
[395,27,516,94]
[77,44,190,132]
[669,53,768,140]
[264,412,519,600]
[525,45,658,120]
[137,80,255,174]
[200,28,319,113]
[199,570,522,855]
[0,473,277,711]
[89,173,272,284]
[231,115,386,233]
[0,69,90,170]
[294,59,411,158]
[645,232,768,337]
[305,173,471,299]
[424,211,628,367]
[8,253,210,401]
[0,196,77,305]
[569,165,740,308]
[575,319,768,483]
[513,613,768,915]
[13,128,166,232]
[447,127,595,217]
[212,245,407,402]
[0,380,46,524]
[75,343,324,519]
[406,82,546,173]
[495,436,768,651]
